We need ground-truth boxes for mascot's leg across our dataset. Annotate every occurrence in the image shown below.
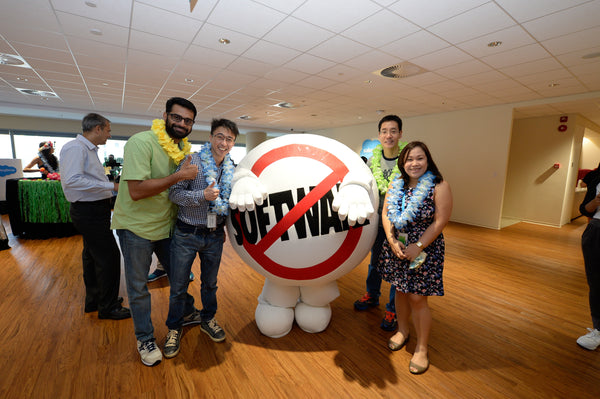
[295,281,340,334]
[255,279,299,338]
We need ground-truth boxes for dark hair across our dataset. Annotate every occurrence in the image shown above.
[378,114,402,131]
[82,113,110,133]
[211,118,239,138]
[398,141,443,185]
[166,97,197,119]
[38,141,59,171]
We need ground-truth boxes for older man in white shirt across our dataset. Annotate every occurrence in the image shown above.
[60,113,130,320]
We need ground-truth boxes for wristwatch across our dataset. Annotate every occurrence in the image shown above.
[416,241,424,249]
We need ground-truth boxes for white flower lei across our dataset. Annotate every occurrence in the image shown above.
[199,142,235,215]
[386,171,436,231]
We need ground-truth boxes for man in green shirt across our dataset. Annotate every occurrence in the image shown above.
[112,97,198,366]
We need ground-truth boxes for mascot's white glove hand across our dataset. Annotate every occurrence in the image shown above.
[332,171,374,226]
[229,168,268,212]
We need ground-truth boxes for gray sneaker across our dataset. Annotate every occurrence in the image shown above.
[182,308,201,326]
[137,339,162,366]
[200,318,226,342]
[164,328,182,358]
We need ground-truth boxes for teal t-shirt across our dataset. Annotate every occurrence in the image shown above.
[111,130,178,240]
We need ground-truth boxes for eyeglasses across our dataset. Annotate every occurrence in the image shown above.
[213,133,235,144]
[168,113,195,126]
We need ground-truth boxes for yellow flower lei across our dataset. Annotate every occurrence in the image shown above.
[152,119,192,165]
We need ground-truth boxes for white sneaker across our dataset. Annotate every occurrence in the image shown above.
[137,339,162,366]
[576,328,600,350]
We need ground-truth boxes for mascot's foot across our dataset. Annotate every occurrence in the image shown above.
[255,303,294,338]
[295,302,332,333]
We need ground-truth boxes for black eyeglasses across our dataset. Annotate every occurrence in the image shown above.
[168,113,195,126]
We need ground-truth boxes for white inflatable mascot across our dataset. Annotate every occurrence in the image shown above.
[228,134,379,338]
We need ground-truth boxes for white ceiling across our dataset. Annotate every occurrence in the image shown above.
[1,0,599,134]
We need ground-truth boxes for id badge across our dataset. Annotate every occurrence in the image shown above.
[207,213,217,229]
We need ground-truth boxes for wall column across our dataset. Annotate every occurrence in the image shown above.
[245,131,267,152]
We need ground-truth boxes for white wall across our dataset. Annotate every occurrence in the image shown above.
[313,104,514,229]
[503,114,582,227]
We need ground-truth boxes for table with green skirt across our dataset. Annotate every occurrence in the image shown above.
[6,178,77,238]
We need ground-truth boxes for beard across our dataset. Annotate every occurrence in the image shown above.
[165,120,191,140]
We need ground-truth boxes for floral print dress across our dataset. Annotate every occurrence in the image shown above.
[376,184,445,296]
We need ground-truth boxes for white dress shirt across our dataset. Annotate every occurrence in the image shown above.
[60,134,114,202]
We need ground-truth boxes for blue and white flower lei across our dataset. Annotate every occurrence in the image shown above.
[386,171,436,231]
[199,142,235,215]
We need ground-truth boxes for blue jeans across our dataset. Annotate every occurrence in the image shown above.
[117,229,171,342]
[166,224,224,329]
[366,223,396,312]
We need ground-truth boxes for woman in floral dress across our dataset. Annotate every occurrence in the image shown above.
[377,141,453,374]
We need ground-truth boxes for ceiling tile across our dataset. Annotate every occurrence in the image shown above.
[410,46,473,70]
[131,2,203,42]
[481,43,550,69]
[129,30,189,57]
[457,25,536,58]
[388,0,489,28]
[207,0,286,37]
[253,0,306,14]
[541,26,600,56]
[52,0,132,27]
[522,1,600,41]
[192,23,258,55]
[308,36,371,63]
[183,45,238,70]
[499,57,565,78]
[428,3,516,44]
[56,12,129,47]
[494,0,591,22]
[262,17,334,52]
[381,30,449,60]
[342,9,420,47]
[293,0,382,33]
[136,0,218,21]
[284,54,336,75]
[344,50,403,73]
[243,40,301,66]
[435,59,492,79]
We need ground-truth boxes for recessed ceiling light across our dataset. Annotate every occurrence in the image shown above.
[184,78,194,83]
[487,41,502,47]
[238,115,251,120]
[218,38,230,44]
[548,82,560,88]
[17,77,28,82]
[90,28,103,36]
[582,51,600,59]
[376,110,384,114]
[364,80,373,84]
[102,82,109,86]
[85,1,97,7]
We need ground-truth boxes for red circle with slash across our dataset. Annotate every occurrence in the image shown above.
[237,144,364,281]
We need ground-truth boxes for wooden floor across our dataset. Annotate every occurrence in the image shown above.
[0,213,599,399]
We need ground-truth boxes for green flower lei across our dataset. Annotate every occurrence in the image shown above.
[370,143,406,194]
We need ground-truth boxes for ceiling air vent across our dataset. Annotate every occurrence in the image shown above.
[0,53,29,67]
[374,62,427,79]
[17,88,58,97]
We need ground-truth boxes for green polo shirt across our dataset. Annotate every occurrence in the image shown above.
[111,130,178,240]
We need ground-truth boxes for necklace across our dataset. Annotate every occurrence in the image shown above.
[370,144,402,194]
[152,119,191,164]
[199,142,235,215]
[386,171,436,231]
[38,151,56,173]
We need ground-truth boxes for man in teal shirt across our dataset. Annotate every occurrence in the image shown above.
[112,97,198,366]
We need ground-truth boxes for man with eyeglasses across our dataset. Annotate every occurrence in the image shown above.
[353,115,406,332]
[162,118,239,359]
[111,97,199,366]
